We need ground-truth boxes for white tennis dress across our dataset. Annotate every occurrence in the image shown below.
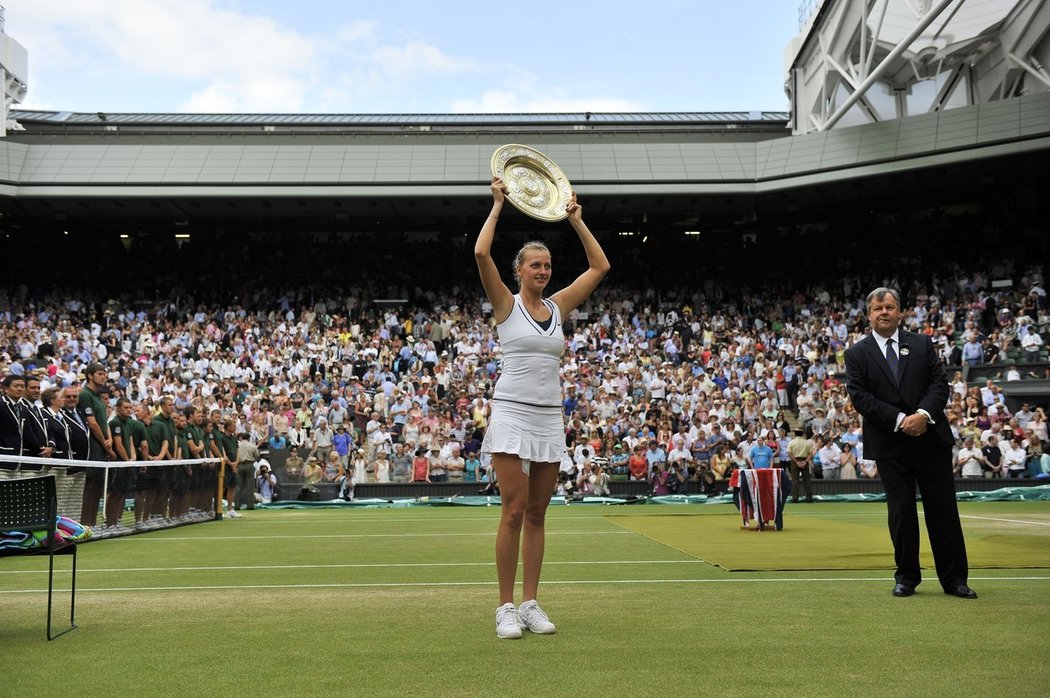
[481,294,566,469]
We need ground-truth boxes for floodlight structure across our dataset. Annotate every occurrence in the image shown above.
[786,0,1050,134]
[0,9,29,137]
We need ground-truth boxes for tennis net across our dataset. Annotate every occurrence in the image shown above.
[0,454,226,538]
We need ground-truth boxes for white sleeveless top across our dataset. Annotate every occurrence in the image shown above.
[492,295,565,409]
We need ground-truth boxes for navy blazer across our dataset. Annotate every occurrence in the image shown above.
[63,408,91,462]
[0,395,22,456]
[44,409,72,460]
[20,399,50,458]
[844,329,952,460]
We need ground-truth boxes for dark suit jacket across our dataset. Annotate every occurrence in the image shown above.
[0,395,22,456]
[20,399,50,458]
[44,409,72,460]
[844,329,952,460]
[63,408,91,462]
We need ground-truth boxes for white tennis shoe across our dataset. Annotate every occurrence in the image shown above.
[517,599,556,634]
[496,602,522,639]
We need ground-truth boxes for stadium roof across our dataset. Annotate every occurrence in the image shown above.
[11,110,790,127]
[1,94,1046,230]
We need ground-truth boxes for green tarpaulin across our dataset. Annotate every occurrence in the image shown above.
[261,485,1050,509]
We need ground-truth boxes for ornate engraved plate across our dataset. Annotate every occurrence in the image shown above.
[490,144,573,222]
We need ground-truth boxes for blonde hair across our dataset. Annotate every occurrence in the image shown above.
[512,241,551,285]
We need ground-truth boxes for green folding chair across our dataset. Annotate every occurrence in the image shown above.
[0,475,80,640]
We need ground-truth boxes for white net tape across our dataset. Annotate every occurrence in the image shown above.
[0,455,224,538]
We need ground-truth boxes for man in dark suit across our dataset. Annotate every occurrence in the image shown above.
[845,287,976,599]
[1,375,25,473]
[62,386,91,462]
[20,375,54,467]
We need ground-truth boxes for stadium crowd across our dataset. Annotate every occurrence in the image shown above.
[1,215,1049,527]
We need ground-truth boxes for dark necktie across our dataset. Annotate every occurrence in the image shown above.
[885,338,900,381]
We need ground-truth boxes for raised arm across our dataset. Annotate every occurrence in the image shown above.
[474,177,515,323]
[550,192,610,316]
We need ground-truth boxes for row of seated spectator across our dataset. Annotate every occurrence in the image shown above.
[1,210,1048,511]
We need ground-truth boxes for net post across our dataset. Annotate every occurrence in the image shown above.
[216,462,226,520]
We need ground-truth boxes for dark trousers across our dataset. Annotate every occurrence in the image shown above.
[81,454,108,525]
[877,450,968,590]
[81,476,103,526]
[236,462,256,509]
[789,462,812,502]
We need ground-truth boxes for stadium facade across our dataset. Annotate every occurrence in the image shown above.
[0,0,1047,238]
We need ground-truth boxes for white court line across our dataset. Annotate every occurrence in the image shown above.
[786,512,887,518]
[958,514,1050,527]
[3,575,1048,595]
[237,513,524,520]
[240,516,523,524]
[0,559,703,575]
[796,510,1050,523]
[111,530,633,542]
[250,514,812,524]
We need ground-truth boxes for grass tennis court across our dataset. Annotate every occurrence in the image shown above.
[2,501,1048,697]
[611,505,1050,571]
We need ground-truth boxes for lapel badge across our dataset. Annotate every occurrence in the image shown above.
[900,347,910,356]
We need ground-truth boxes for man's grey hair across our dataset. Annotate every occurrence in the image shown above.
[866,287,901,310]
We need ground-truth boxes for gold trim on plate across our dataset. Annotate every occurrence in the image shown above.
[490,144,573,222]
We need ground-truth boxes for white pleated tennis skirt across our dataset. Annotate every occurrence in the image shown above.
[481,399,566,470]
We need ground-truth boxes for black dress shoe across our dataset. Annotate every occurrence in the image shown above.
[944,584,978,599]
[892,583,915,597]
